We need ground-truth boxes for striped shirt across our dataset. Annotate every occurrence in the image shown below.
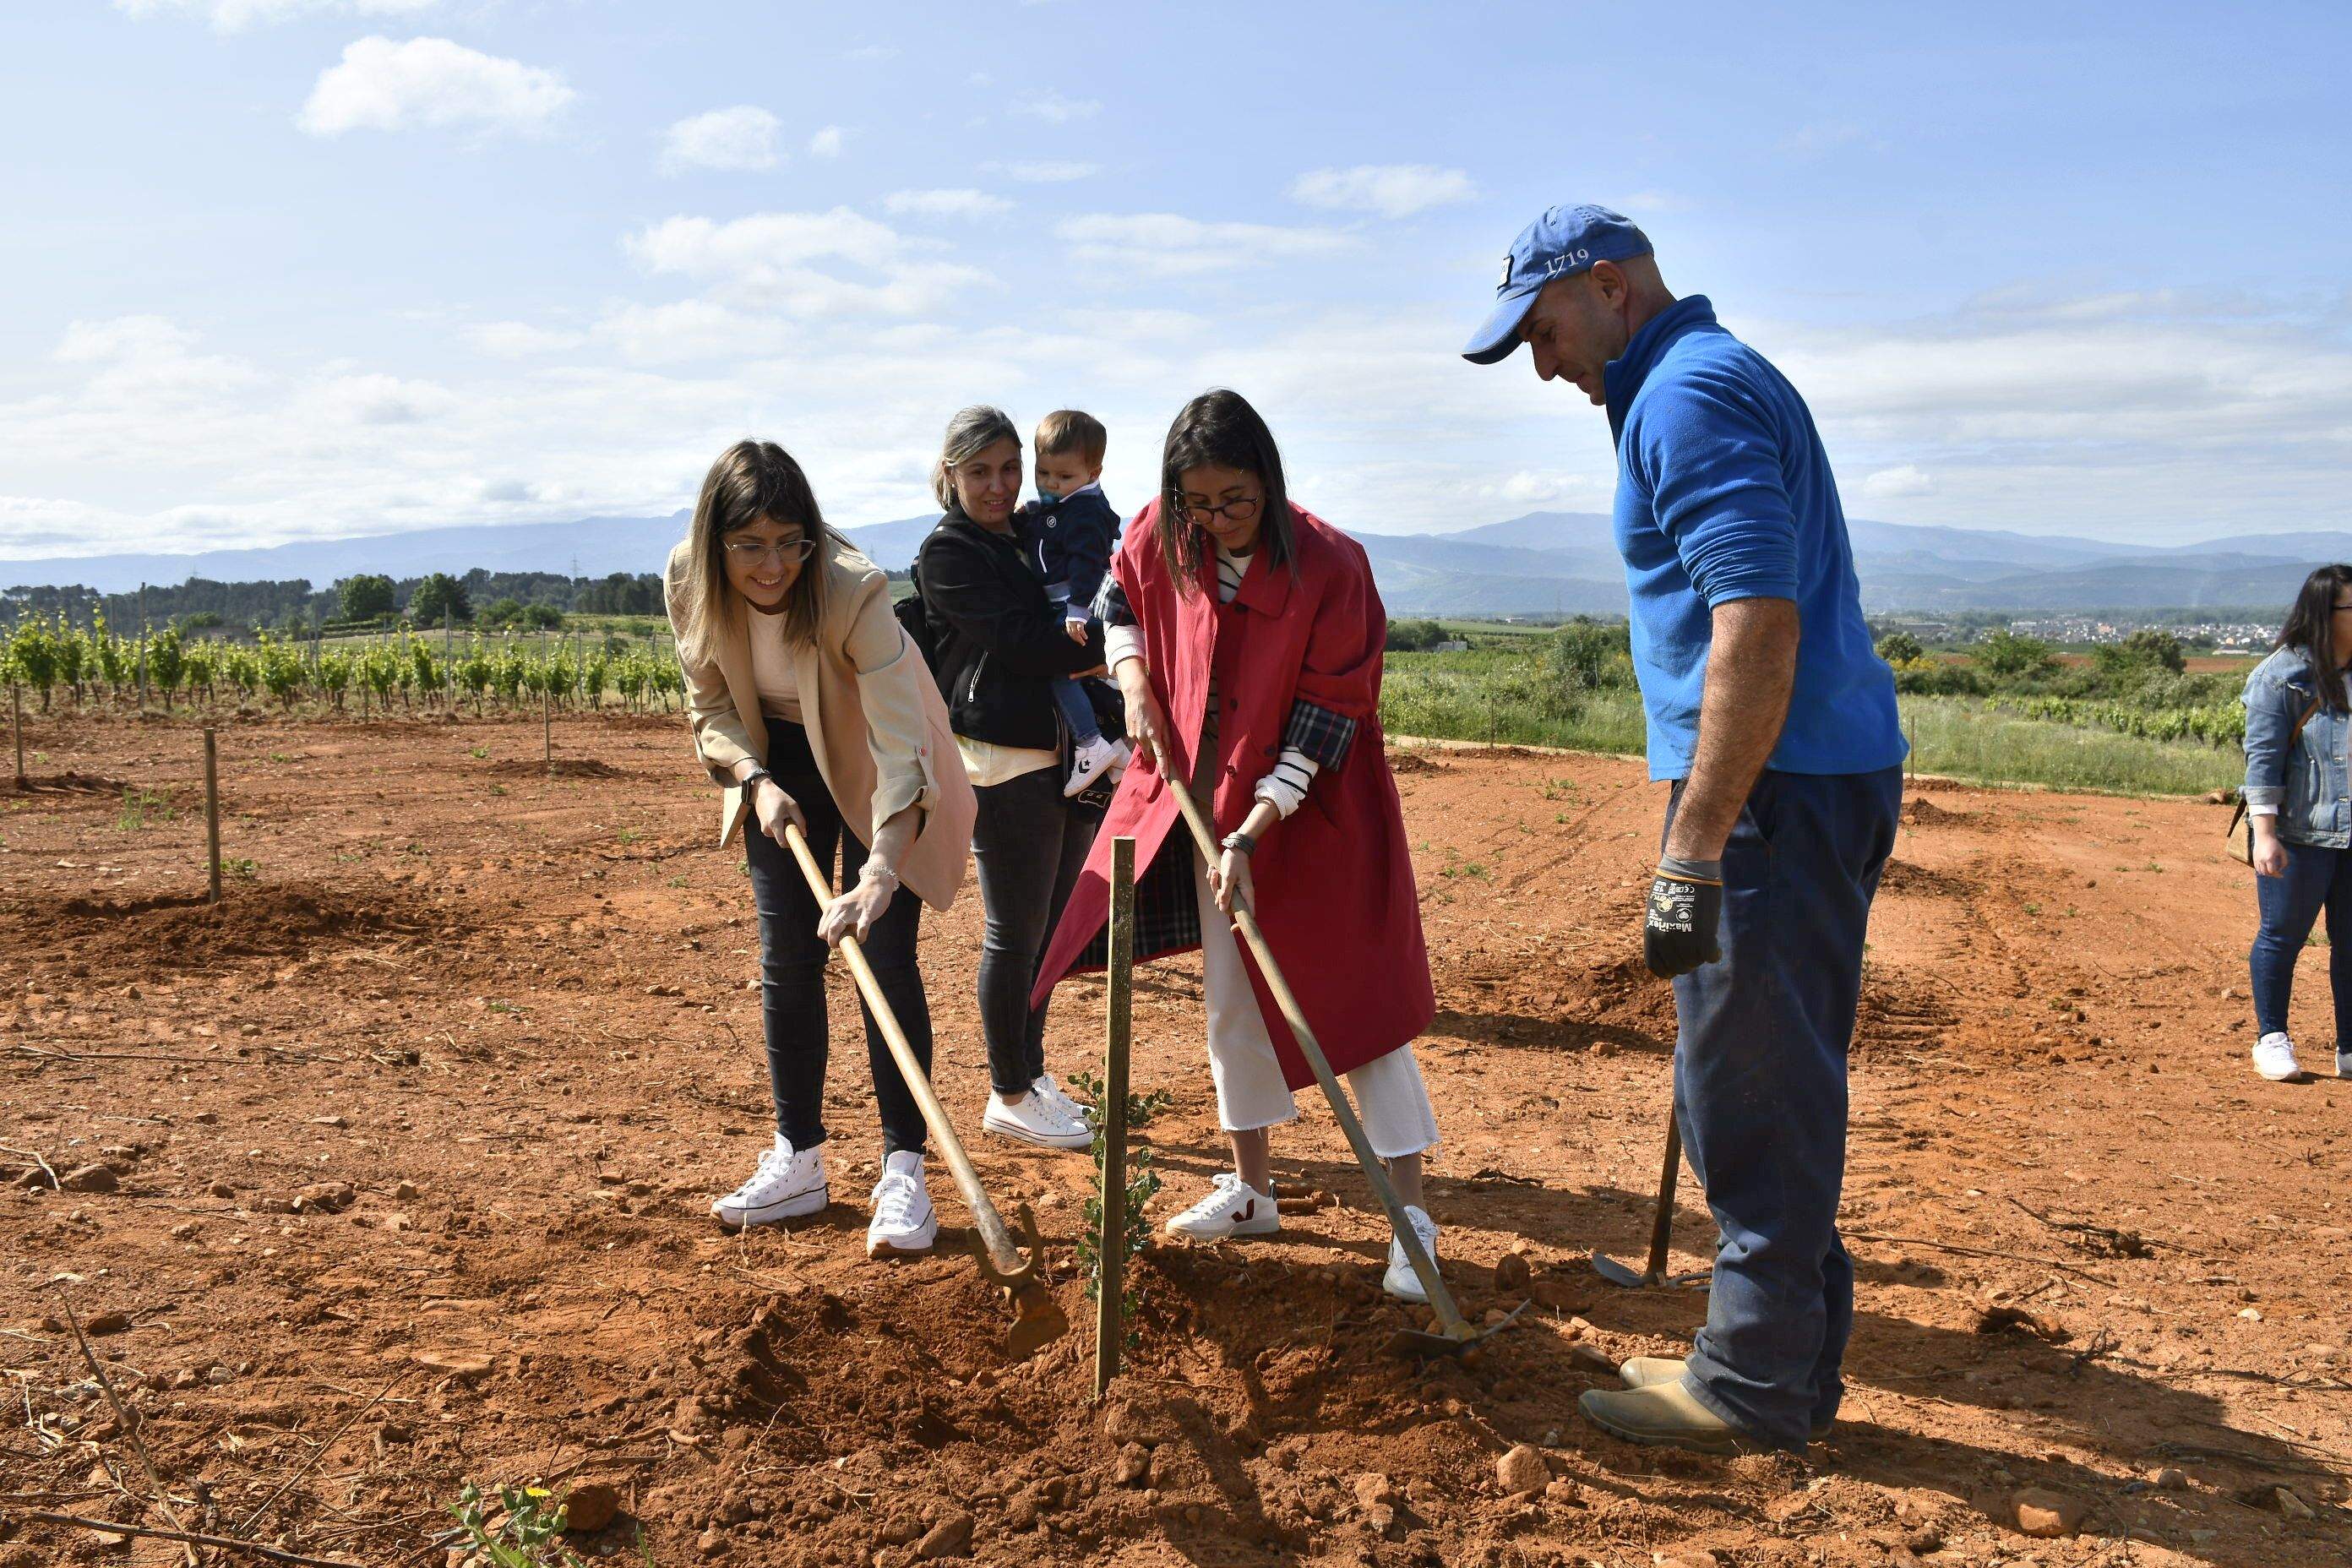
[1103,542,1335,819]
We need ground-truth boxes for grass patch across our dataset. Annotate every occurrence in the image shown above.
[1381,643,2243,797]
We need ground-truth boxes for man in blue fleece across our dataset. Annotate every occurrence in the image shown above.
[1463,205,1906,1454]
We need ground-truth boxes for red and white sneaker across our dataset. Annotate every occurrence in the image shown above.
[1163,1173,1279,1239]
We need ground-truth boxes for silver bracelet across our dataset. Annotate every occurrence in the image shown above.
[859,860,901,891]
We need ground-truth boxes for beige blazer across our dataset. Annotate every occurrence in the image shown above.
[664,536,976,912]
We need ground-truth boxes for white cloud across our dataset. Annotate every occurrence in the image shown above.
[1010,90,1099,123]
[842,44,897,61]
[807,124,848,158]
[591,300,794,365]
[1860,465,1935,499]
[1289,164,1476,220]
[622,209,989,317]
[117,0,435,30]
[55,315,198,364]
[882,188,1013,220]
[1055,213,1357,276]
[659,106,781,174]
[308,373,456,425]
[14,282,2352,571]
[466,321,588,357]
[983,159,1097,183]
[297,36,574,139]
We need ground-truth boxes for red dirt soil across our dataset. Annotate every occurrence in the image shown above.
[1,714,2344,1567]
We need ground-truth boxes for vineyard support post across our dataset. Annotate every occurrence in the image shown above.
[541,627,553,773]
[11,682,23,788]
[443,607,453,712]
[203,728,221,905]
[136,583,149,713]
[1092,835,1136,1402]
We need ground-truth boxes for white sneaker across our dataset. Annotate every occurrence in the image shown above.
[1031,1072,1094,1131]
[711,1138,827,1228]
[866,1150,937,1258]
[1063,734,1125,798]
[2252,1032,2304,1082]
[1382,1205,1440,1304]
[1163,1173,1280,1239]
[982,1090,1092,1151]
[2338,1047,2352,1080]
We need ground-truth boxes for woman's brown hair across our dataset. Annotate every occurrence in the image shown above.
[674,439,831,660]
[2278,564,2352,711]
[1157,389,1295,593]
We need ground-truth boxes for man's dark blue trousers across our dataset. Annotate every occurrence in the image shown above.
[1665,763,1903,1448]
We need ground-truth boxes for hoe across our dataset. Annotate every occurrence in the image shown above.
[779,823,1070,1362]
[1162,774,1523,1359]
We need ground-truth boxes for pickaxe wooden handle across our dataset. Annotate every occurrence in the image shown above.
[779,821,1068,1360]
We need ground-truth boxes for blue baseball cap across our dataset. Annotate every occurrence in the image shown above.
[1461,204,1653,365]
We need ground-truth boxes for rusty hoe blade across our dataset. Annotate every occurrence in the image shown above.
[1381,1299,1532,1361]
[972,1202,1070,1361]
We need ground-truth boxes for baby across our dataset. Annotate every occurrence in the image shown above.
[1025,410,1130,797]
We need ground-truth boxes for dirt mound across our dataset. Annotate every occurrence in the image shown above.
[3,770,129,796]
[1902,795,1967,825]
[490,756,623,779]
[0,882,464,973]
[1387,749,1447,775]
[1877,857,1975,898]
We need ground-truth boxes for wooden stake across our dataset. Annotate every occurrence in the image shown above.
[10,681,22,788]
[204,727,222,905]
[1092,834,1136,1402]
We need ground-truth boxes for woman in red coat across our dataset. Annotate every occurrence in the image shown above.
[1032,389,1444,1301]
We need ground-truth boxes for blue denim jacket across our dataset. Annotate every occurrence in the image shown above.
[2241,646,2351,847]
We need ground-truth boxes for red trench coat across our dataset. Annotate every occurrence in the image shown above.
[1030,500,1435,1088]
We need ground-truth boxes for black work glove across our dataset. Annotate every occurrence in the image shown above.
[1643,855,1723,977]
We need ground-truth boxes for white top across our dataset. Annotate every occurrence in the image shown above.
[958,734,1058,788]
[746,606,803,723]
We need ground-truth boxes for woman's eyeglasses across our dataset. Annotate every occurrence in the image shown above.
[1182,495,1261,525]
[724,537,817,564]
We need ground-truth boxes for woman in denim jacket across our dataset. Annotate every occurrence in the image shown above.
[2242,564,2352,1081]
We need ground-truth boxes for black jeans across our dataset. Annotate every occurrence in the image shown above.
[741,717,931,1157]
[970,764,1097,1096]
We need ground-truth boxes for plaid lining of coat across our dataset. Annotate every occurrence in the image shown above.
[1070,694,1359,970]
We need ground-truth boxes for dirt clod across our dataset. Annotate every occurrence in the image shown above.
[59,1162,117,1194]
[1495,1444,1548,1497]
[2006,1486,2085,1538]
[916,1509,974,1560]
[564,1481,621,1533]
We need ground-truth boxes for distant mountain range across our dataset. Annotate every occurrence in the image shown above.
[7,509,2345,617]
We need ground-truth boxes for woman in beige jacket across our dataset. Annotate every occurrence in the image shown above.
[667,439,976,1257]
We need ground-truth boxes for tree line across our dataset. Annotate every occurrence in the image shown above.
[1,568,669,636]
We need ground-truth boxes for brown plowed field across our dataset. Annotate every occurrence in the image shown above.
[2,713,2344,1568]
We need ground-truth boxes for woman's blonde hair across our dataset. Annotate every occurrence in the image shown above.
[674,439,831,662]
[931,404,1021,511]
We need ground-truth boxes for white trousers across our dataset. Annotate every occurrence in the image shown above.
[1191,853,1440,1161]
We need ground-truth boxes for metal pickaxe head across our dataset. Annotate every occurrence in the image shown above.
[1381,1298,1531,1361]
[969,1202,1070,1362]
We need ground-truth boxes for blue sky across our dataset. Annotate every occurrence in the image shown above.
[2,0,2347,562]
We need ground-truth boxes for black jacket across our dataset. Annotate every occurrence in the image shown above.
[1019,487,1122,611]
[912,509,1105,750]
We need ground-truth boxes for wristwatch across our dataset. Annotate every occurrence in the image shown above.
[738,767,773,791]
[1221,830,1258,858]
